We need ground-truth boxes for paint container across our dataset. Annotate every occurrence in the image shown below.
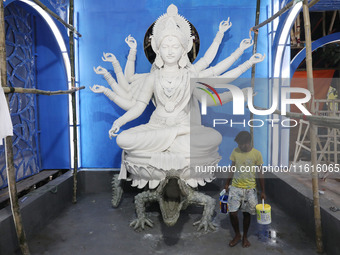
[256,199,271,224]
[219,194,229,214]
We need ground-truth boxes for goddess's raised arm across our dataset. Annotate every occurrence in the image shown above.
[124,35,138,83]
[219,53,265,82]
[193,19,232,72]
[102,53,132,91]
[93,66,130,99]
[90,84,135,111]
[92,50,149,111]
[108,74,155,138]
[198,38,254,78]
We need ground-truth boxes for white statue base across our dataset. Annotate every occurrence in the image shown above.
[119,151,221,189]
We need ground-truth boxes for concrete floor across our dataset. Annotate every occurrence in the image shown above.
[21,190,322,255]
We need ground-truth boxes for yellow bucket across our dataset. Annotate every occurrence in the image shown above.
[256,199,271,225]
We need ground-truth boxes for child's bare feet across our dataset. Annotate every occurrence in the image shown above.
[242,237,251,248]
[229,234,241,247]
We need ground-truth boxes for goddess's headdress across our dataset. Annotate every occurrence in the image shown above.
[151,4,194,68]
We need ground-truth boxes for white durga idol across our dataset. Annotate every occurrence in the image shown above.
[91,4,264,230]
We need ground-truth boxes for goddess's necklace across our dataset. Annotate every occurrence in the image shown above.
[159,69,182,97]
[156,69,188,112]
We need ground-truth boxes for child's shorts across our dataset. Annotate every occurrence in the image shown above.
[228,186,258,215]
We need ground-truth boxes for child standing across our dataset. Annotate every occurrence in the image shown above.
[224,131,266,248]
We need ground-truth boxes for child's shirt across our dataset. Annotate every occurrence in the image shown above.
[230,147,263,189]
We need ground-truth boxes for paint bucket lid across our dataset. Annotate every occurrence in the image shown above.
[256,203,271,211]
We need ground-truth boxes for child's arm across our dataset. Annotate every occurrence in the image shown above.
[224,161,235,191]
[258,165,266,200]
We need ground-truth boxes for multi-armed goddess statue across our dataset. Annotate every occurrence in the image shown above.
[91,4,264,231]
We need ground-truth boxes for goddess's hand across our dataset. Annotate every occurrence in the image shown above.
[93,66,108,75]
[90,85,107,93]
[109,121,121,138]
[125,35,137,49]
[219,18,232,33]
[102,52,117,63]
[250,53,265,64]
[240,38,254,50]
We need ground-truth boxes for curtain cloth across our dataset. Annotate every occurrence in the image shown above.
[0,87,13,145]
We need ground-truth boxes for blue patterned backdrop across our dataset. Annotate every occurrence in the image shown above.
[0,3,40,189]
[77,0,270,168]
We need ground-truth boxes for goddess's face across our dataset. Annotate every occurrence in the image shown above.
[159,36,184,66]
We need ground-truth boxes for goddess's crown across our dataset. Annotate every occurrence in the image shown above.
[152,4,193,51]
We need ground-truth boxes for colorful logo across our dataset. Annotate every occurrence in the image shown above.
[196,82,222,106]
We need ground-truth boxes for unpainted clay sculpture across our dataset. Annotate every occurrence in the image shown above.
[91,4,264,231]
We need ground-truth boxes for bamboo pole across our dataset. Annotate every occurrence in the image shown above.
[302,0,323,253]
[290,27,297,45]
[250,0,321,33]
[69,0,78,204]
[296,14,301,47]
[308,0,321,9]
[3,86,85,95]
[251,0,294,31]
[322,12,326,37]
[328,11,337,35]
[250,0,261,146]
[0,1,30,255]
[31,0,81,37]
